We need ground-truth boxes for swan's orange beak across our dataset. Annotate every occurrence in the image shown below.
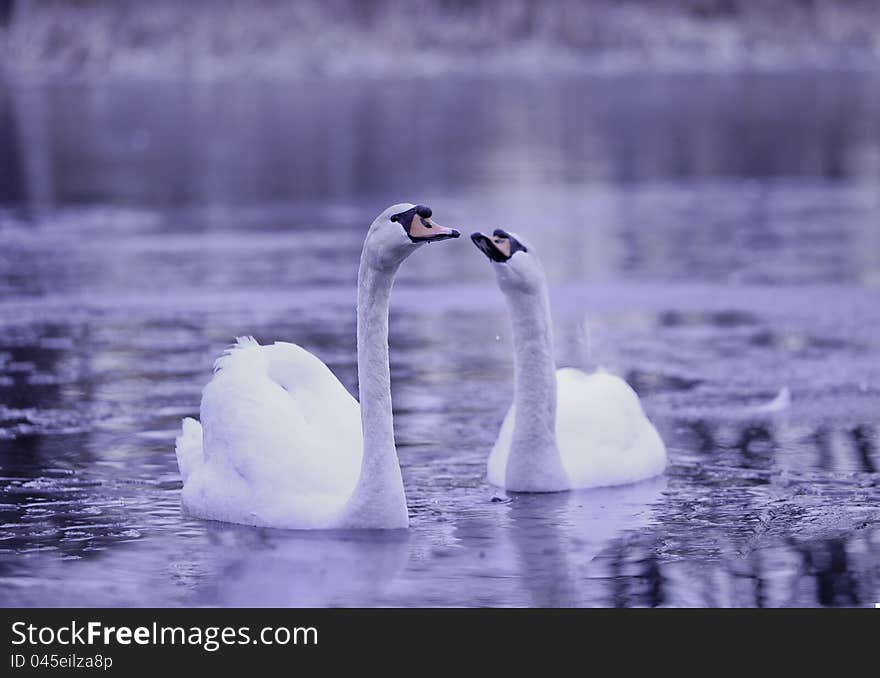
[391,204,461,243]
[408,215,460,242]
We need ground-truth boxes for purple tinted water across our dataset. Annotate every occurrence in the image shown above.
[0,72,878,606]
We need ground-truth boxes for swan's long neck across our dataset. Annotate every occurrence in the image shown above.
[503,279,568,491]
[340,249,408,527]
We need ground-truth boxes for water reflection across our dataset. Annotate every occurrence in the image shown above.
[672,418,879,475]
[507,478,667,607]
[188,527,411,607]
[2,73,880,209]
[800,539,859,607]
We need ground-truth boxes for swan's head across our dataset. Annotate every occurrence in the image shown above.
[365,203,460,269]
[470,228,544,294]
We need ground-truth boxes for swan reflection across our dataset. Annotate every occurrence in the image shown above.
[507,476,667,607]
[190,526,412,606]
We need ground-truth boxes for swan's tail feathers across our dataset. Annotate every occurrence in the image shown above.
[175,417,204,482]
[213,336,263,373]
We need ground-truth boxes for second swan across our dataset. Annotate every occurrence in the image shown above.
[471,229,666,492]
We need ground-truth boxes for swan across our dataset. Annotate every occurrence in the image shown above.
[175,203,460,529]
[470,229,666,492]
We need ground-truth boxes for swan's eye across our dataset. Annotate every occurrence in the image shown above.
[390,215,398,223]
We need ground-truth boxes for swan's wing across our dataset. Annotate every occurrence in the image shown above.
[199,338,362,499]
[556,368,666,488]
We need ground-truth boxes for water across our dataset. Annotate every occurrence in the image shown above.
[1,72,879,607]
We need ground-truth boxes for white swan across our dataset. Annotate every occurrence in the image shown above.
[176,204,460,529]
[471,229,666,492]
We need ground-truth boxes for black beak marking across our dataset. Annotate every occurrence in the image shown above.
[471,229,528,262]
[470,231,510,262]
[424,225,460,242]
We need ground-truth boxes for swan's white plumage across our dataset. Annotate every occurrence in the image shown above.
[173,202,454,530]
[176,337,364,529]
[175,416,203,483]
[472,228,666,493]
[488,368,667,490]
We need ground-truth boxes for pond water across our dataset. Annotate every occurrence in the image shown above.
[0,72,879,607]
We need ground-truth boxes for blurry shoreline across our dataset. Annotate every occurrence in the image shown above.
[2,0,879,82]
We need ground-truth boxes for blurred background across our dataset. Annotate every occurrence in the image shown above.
[0,0,878,607]
[2,0,880,79]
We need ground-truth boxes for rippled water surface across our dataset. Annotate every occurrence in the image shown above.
[1,72,879,606]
